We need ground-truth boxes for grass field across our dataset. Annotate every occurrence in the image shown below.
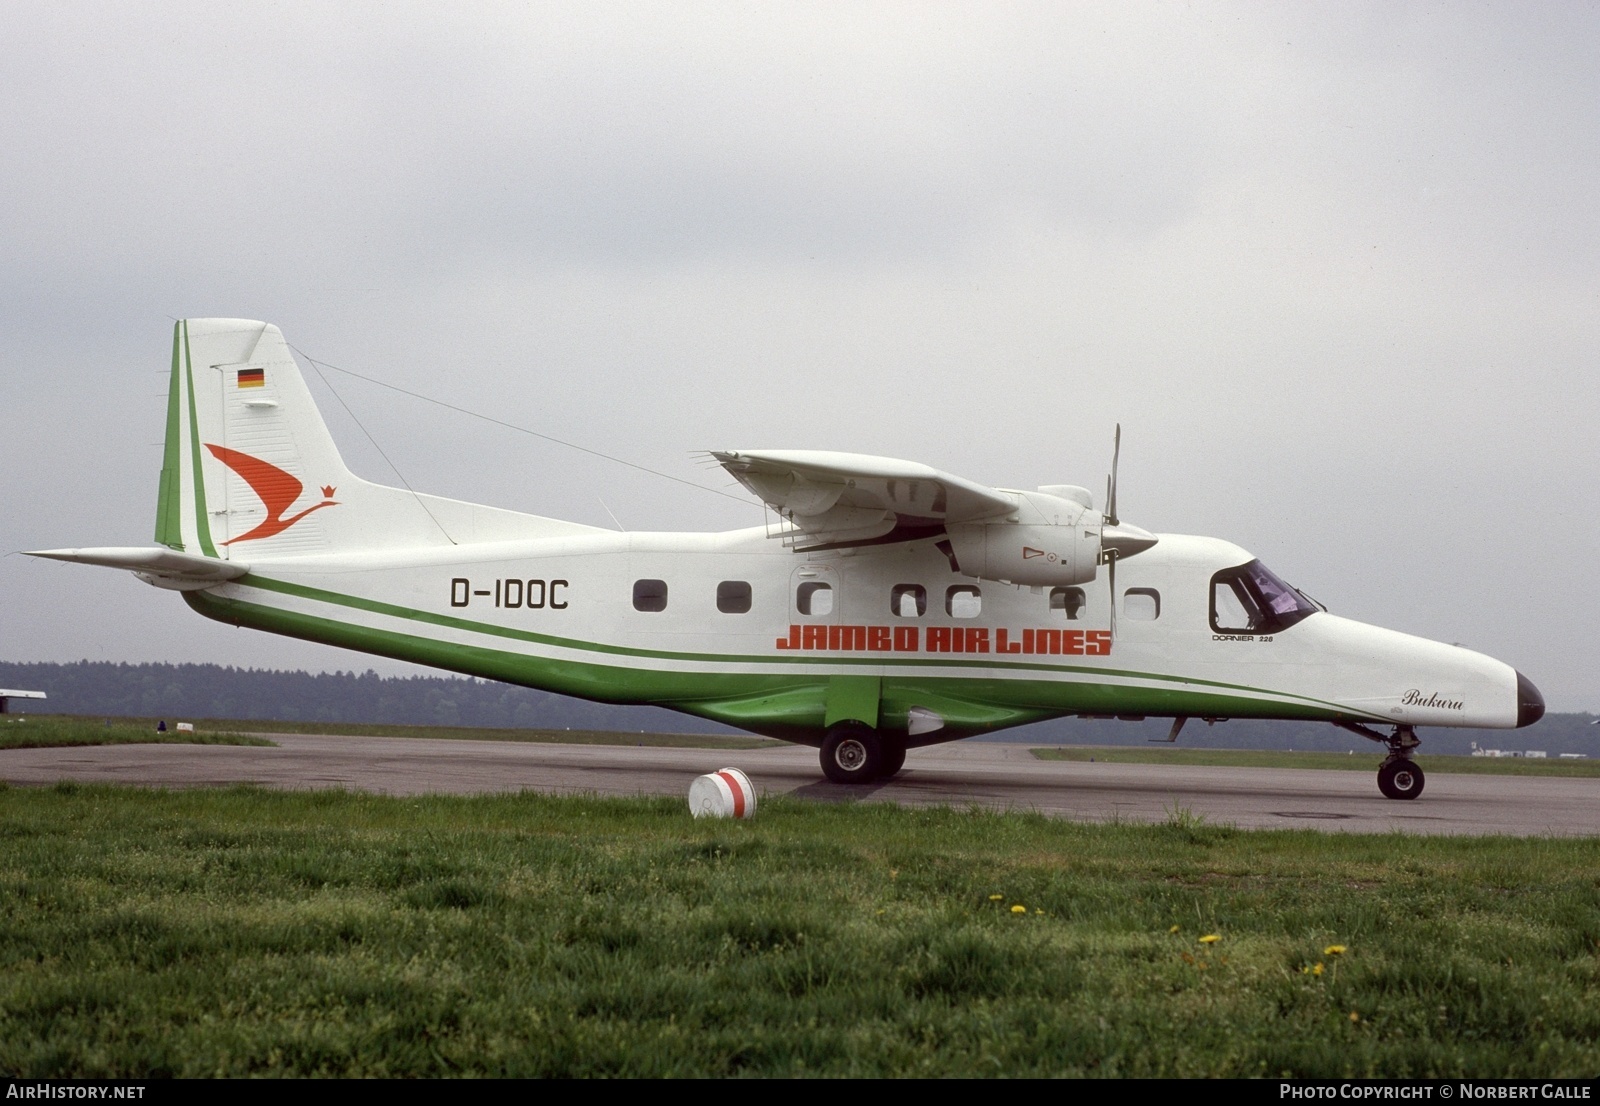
[6,714,777,750]
[1033,745,1600,777]
[1,784,1597,1077]
[0,717,272,751]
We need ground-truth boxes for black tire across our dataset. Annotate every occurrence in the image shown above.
[820,723,884,784]
[1378,758,1425,800]
[879,740,907,781]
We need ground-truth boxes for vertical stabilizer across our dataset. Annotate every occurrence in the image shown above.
[155,319,360,559]
[152,319,597,560]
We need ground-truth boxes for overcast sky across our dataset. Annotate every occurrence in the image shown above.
[3,2,1596,712]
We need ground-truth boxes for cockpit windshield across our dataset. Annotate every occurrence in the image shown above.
[1209,560,1320,635]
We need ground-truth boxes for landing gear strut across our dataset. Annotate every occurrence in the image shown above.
[1334,721,1425,800]
[819,722,905,784]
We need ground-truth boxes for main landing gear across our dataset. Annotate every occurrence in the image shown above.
[1335,721,1425,800]
[820,722,907,785]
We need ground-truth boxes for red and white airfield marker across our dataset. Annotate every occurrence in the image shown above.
[688,767,757,819]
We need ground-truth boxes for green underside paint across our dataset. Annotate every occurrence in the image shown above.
[825,675,882,729]
[185,587,1364,744]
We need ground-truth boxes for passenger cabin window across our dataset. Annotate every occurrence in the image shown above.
[891,584,927,618]
[717,580,752,614]
[946,585,982,619]
[1123,588,1160,621]
[1210,559,1319,635]
[1050,586,1086,620]
[796,581,834,617]
[633,579,668,613]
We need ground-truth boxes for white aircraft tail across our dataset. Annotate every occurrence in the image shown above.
[155,319,594,560]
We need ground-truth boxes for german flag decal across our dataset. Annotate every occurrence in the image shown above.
[237,368,265,388]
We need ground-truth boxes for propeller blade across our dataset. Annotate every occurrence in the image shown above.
[1106,423,1121,527]
[1107,548,1117,644]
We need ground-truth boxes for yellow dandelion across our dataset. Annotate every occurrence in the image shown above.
[1311,962,1324,977]
[1198,933,1220,944]
[1011,904,1027,914]
[1300,966,1309,975]
[1169,925,1180,934]
[1349,1011,1361,1023]
[989,894,1004,901]
[1035,908,1044,915]
[1324,945,1347,956]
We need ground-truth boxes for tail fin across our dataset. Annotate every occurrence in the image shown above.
[156,319,594,559]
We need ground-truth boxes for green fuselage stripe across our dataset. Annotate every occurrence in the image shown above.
[187,588,1357,735]
[226,571,1379,722]
[155,322,184,548]
[182,321,218,558]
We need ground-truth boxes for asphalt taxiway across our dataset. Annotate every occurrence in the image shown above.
[3,734,1597,836]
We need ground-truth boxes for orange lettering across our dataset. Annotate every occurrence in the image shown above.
[829,625,867,651]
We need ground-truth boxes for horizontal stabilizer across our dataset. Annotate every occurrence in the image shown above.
[26,547,250,591]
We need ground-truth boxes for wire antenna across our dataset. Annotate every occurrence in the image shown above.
[292,346,756,509]
[304,358,458,545]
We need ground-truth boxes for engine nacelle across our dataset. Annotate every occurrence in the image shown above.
[944,490,1101,586]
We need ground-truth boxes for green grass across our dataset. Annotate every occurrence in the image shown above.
[0,717,272,751]
[1032,745,1600,777]
[1,785,1597,1077]
[12,714,778,750]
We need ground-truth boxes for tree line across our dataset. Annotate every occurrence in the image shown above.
[1,659,1592,754]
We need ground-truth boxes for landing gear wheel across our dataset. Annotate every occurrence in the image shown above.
[1378,758,1425,800]
[820,723,884,784]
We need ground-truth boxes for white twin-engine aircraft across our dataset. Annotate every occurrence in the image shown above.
[32,319,1545,799]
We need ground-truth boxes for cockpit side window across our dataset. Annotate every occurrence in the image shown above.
[1209,560,1318,635]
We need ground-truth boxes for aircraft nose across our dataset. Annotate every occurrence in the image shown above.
[1515,671,1545,728]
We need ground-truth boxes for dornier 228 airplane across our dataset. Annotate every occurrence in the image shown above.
[30,319,1545,799]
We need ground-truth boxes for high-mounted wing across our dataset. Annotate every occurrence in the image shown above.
[711,448,1155,587]
[710,449,1018,550]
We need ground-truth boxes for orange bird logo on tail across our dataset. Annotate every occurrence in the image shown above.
[205,444,338,544]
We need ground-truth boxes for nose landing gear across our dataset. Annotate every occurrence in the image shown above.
[1377,756,1425,800]
[1334,721,1425,800]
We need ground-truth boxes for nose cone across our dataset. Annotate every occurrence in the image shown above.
[1516,671,1545,728]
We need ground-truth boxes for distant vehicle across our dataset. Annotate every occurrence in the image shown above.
[31,320,1545,798]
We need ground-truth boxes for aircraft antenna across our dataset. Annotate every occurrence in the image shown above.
[294,346,757,509]
[303,357,459,545]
